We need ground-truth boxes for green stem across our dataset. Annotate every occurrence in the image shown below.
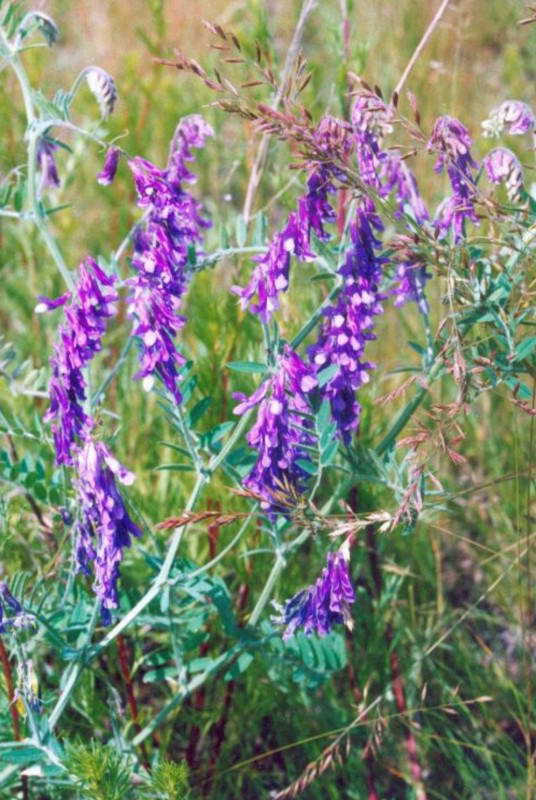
[291,281,342,350]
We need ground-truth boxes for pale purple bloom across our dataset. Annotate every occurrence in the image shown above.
[390,235,429,314]
[97,146,120,185]
[428,115,479,241]
[84,66,117,118]
[309,200,385,443]
[277,551,355,639]
[37,137,60,194]
[233,346,317,513]
[127,115,213,401]
[42,258,117,465]
[380,155,429,225]
[482,100,536,138]
[483,147,524,201]
[74,436,141,624]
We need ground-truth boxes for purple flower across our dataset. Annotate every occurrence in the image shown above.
[233,120,337,322]
[428,115,479,241]
[127,115,213,402]
[74,436,141,624]
[380,155,429,225]
[277,551,355,639]
[97,146,121,185]
[233,346,317,513]
[42,258,118,465]
[483,147,524,201]
[352,92,394,189]
[308,200,385,443]
[0,583,35,634]
[482,100,536,137]
[37,137,60,194]
[390,234,429,314]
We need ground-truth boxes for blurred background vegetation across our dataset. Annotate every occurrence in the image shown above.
[1,0,536,797]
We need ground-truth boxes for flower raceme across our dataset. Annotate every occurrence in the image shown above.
[276,550,355,639]
[74,437,141,624]
[482,100,536,138]
[427,115,479,242]
[233,346,317,513]
[309,199,385,443]
[126,114,213,402]
[483,147,524,201]
[38,257,118,465]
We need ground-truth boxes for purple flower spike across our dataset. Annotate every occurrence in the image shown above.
[44,258,117,465]
[428,115,479,241]
[75,436,141,624]
[390,234,430,314]
[233,346,317,513]
[482,100,536,138]
[233,121,337,322]
[97,146,121,185]
[37,137,60,195]
[483,147,524,201]
[309,200,385,443]
[277,551,355,639]
[127,116,212,402]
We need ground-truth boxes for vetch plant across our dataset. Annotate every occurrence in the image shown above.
[0,1,536,798]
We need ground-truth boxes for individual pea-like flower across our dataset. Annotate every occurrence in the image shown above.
[127,115,213,401]
[74,436,141,624]
[233,346,317,513]
[483,147,524,202]
[38,258,118,465]
[428,115,479,242]
[97,146,121,185]
[275,550,355,639]
[84,66,118,117]
[389,234,429,314]
[37,136,60,195]
[482,100,536,138]
[352,91,395,189]
[380,154,429,225]
[309,199,385,443]
[233,120,337,322]
[0,583,36,633]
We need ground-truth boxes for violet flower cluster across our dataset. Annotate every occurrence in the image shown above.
[428,115,479,242]
[127,115,213,402]
[232,120,337,323]
[74,438,141,624]
[38,257,118,465]
[276,551,355,639]
[40,259,141,621]
[309,199,385,443]
[233,346,317,512]
[352,91,430,308]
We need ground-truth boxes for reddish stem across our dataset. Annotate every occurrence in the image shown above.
[116,634,149,768]
[0,639,29,800]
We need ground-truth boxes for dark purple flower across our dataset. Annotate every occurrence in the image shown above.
[482,100,536,137]
[37,137,60,194]
[97,146,121,185]
[0,583,35,634]
[233,346,317,513]
[127,115,213,402]
[74,436,141,624]
[233,119,337,322]
[42,258,118,465]
[308,200,385,443]
[352,92,394,189]
[428,115,479,242]
[483,147,524,201]
[277,551,355,639]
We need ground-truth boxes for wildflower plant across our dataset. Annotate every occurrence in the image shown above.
[0,1,536,798]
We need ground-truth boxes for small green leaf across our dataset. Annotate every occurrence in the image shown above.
[235,214,247,247]
[296,458,317,475]
[317,363,339,388]
[227,360,267,374]
[154,463,195,472]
